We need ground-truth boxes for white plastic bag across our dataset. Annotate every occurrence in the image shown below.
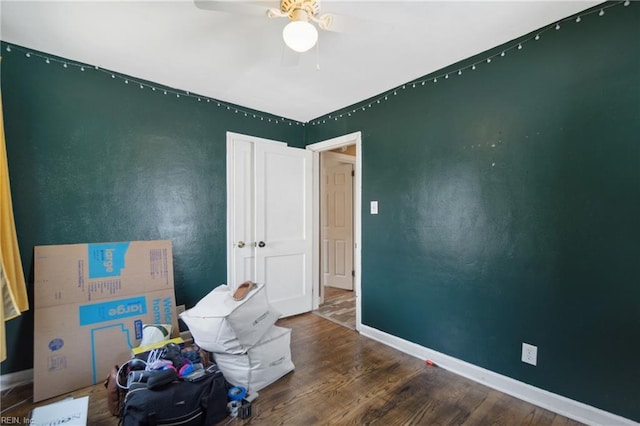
[179,284,280,353]
[214,325,294,393]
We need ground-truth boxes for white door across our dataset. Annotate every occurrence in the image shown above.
[254,143,313,316]
[227,133,313,317]
[321,160,354,290]
[229,139,256,284]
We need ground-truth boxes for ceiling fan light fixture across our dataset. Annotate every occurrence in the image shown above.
[282,14,318,53]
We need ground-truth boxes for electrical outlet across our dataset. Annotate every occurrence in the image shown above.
[522,342,537,366]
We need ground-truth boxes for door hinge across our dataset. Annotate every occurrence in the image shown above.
[351,170,355,177]
[352,270,355,277]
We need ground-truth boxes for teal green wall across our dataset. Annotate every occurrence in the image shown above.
[0,44,304,374]
[308,3,639,422]
[2,2,639,422]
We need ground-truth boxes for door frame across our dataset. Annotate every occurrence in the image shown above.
[307,131,362,332]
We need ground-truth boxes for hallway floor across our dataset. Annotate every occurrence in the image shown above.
[313,286,356,330]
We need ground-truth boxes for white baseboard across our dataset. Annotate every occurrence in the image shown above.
[0,368,33,390]
[359,325,638,426]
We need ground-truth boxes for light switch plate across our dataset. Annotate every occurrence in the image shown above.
[370,201,378,214]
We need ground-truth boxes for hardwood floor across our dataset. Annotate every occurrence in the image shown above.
[1,313,583,425]
[313,286,356,330]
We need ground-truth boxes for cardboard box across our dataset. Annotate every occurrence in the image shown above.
[33,240,178,402]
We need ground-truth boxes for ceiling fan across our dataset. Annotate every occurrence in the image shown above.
[267,0,335,52]
[194,0,345,53]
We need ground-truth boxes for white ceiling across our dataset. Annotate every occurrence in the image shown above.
[0,0,602,123]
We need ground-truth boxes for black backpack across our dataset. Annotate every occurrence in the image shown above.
[121,368,227,426]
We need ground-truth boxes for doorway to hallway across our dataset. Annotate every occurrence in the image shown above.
[307,132,362,332]
[313,286,356,330]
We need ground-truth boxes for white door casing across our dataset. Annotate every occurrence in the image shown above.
[321,155,354,290]
[307,131,362,331]
[227,132,313,318]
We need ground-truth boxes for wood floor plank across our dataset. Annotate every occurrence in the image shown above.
[0,313,585,425]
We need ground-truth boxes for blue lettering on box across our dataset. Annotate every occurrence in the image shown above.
[164,297,173,324]
[79,296,147,326]
[151,298,174,324]
[134,320,143,340]
[153,299,161,324]
[88,242,130,278]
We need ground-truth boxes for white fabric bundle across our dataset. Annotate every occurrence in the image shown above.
[179,284,280,354]
[213,326,294,393]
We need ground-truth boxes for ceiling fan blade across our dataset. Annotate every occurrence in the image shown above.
[193,0,276,16]
[315,13,342,32]
[267,7,289,19]
[318,12,390,34]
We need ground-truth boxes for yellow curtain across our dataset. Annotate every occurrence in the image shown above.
[0,81,30,362]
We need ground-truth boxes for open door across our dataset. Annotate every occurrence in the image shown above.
[321,155,354,290]
[227,133,313,318]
